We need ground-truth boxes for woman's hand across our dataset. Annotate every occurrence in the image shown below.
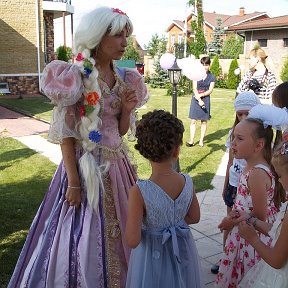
[238,220,259,243]
[65,186,81,208]
[120,88,138,114]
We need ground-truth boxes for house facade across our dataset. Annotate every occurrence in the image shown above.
[166,7,269,53]
[0,0,74,95]
[227,15,288,82]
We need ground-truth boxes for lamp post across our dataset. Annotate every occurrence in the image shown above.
[167,60,182,172]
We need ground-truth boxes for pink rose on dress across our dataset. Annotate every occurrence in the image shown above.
[236,233,241,241]
[223,259,230,266]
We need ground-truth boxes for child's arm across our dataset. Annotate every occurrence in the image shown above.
[218,215,234,232]
[239,213,288,269]
[125,185,144,248]
[232,210,273,236]
[248,168,270,221]
[222,148,233,200]
[185,188,200,224]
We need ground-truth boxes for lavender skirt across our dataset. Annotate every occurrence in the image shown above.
[8,152,136,288]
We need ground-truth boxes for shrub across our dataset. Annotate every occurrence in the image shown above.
[280,57,288,82]
[226,59,240,89]
[210,55,221,78]
[56,46,73,62]
[221,35,244,59]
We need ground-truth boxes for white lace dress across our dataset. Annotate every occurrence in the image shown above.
[239,203,288,288]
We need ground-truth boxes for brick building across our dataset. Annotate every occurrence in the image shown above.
[166,7,268,53]
[0,0,74,95]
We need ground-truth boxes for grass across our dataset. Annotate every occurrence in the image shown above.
[0,87,235,192]
[0,95,53,122]
[0,138,56,287]
[0,87,235,286]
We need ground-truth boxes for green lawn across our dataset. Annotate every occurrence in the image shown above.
[0,87,235,286]
[0,138,56,287]
[0,87,235,192]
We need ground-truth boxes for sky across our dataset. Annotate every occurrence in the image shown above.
[54,0,288,49]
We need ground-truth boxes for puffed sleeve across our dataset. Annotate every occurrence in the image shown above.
[40,60,84,144]
[123,68,149,108]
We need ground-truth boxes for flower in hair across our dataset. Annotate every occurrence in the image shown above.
[82,60,93,77]
[112,8,127,15]
[86,91,100,106]
[88,130,102,143]
[76,53,85,62]
[84,105,94,116]
[79,105,86,117]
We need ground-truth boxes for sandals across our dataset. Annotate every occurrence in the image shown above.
[186,142,195,147]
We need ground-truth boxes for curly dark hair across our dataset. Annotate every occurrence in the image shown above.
[135,110,184,162]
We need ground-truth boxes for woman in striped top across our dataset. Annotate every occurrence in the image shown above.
[237,47,277,103]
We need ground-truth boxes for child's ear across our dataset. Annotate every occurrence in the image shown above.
[255,138,265,151]
[172,146,181,158]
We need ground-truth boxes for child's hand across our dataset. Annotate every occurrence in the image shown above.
[238,221,258,243]
[218,216,234,232]
[231,210,250,224]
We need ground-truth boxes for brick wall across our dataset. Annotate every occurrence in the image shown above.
[0,0,45,74]
[244,29,288,82]
[44,12,55,63]
[0,0,45,95]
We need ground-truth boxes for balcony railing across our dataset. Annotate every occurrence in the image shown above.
[53,0,71,4]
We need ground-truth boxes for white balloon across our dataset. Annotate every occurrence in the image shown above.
[234,68,241,75]
[181,59,206,81]
[176,58,186,70]
[159,53,176,70]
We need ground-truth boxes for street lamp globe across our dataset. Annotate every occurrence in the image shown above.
[168,60,182,85]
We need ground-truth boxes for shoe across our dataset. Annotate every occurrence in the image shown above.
[211,264,219,274]
[199,142,204,147]
[186,142,195,147]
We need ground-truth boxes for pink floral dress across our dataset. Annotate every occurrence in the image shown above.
[215,164,279,288]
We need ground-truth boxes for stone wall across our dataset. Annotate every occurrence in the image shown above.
[0,75,39,95]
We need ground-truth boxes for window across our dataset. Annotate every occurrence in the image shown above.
[284,38,288,47]
[178,34,183,44]
[258,39,267,47]
[171,34,175,46]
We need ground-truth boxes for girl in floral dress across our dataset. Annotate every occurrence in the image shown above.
[216,118,282,287]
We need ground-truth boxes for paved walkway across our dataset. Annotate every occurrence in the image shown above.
[0,105,228,286]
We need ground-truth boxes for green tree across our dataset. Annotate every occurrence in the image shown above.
[280,57,288,81]
[208,18,224,56]
[221,35,244,59]
[188,0,206,58]
[226,59,240,89]
[122,37,140,62]
[144,34,167,58]
[210,55,221,78]
[149,59,169,88]
[56,46,73,62]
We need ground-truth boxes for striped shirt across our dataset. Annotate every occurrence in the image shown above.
[237,70,277,99]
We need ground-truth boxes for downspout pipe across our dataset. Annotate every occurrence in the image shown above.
[35,0,41,92]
